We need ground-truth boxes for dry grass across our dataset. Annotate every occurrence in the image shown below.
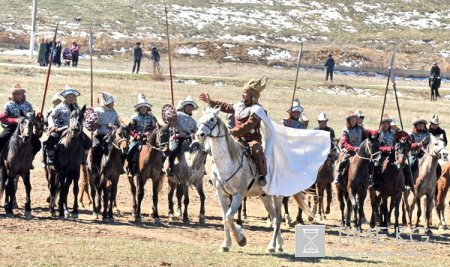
[0,55,449,266]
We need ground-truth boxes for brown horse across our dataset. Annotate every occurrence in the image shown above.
[0,111,35,217]
[128,125,168,223]
[88,126,129,221]
[436,162,450,230]
[404,134,448,234]
[337,134,381,229]
[370,133,410,231]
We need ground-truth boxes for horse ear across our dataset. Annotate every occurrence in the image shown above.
[81,105,87,114]
[19,109,25,117]
[212,106,220,116]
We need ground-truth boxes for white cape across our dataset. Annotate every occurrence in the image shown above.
[252,106,331,196]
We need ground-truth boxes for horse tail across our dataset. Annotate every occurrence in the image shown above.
[293,192,315,219]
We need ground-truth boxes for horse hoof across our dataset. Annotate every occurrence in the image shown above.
[154,218,161,225]
[6,213,14,218]
[219,247,230,252]
[24,211,32,219]
[425,228,433,235]
[237,236,247,247]
[51,211,57,217]
[308,216,314,222]
[183,217,190,224]
[277,247,284,253]
[71,213,78,219]
[266,248,275,253]
[198,215,206,224]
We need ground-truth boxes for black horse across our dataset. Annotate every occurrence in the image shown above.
[429,76,441,101]
[47,105,86,218]
[0,111,35,217]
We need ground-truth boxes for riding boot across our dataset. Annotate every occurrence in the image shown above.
[258,175,267,187]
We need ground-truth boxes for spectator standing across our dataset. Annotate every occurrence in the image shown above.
[151,46,161,75]
[132,42,143,74]
[324,54,335,82]
[71,41,79,67]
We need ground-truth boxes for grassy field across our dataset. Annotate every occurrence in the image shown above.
[0,55,449,266]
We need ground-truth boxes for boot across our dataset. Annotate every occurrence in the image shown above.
[258,175,267,187]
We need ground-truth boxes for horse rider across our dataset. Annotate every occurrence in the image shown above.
[314,112,336,142]
[281,99,305,129]
[0,84,42,166]
[90,92,122,177]
[199,75,268,187]
[333,111,377,186]
[166,96,198,177]
[45,87,90,165]
[44,93,62,131]
[408,117,430,186]
[429,114,447,146]
[127,93,158,178]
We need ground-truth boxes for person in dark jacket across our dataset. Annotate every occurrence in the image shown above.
[324,54,335,82]
[132,42,143,74]
[53,40,62,67]
[45,40,52,65]
[315,112,336,142]
[429,114,447,145]
[151,46,161,75]
[71,41,79,67]
[429,62,441,98]
[37,38,47,66]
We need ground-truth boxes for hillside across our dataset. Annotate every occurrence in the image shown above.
[0,0,449,70]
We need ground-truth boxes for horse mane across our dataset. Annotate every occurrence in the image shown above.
[216,116,241,162]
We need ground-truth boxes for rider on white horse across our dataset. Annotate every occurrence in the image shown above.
[199,75,268,187]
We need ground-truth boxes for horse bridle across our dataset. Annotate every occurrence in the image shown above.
[199,117,228,138]
[356,139,381,162]
[17,117,32,140]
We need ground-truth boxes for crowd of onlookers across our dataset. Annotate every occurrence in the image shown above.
[37,38,79,67]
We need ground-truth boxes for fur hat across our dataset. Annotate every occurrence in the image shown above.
[51,93,63,106]
[430,114,440,125]
[346,111,358,120]
[243,75,268,102]
[355,110,364,119]
[287,98,304,113]
[412,117,427,126]
[381,113,392,123]
[317,112,328,121]
[134,93,152,111]
[10,84,27,94]
[176,95,198,111]
[99,91,114,106]
[60,85,80,98]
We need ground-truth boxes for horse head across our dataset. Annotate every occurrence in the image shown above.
[16,110,33,141]
[359,132,381,165]
[110,125,130,153]
[393,131,411,166]
[428,134,449,161]
[196,107,224,140]
[33,111,45,138]
[68,105,85,135]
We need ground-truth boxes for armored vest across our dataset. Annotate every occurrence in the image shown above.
[4,100,33,118]
[95,106,119,135]
[233,102,262,141]
[342,125,364,147]
[379,129,395,147]
[131,113,157,134]
[282,119,305,129]
[174,111,197,138]
[49,102,75,128]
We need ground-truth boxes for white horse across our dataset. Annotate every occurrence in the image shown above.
[196,107,312,253]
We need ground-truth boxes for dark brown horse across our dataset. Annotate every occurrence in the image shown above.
[128,125,168,223]
[89,126,129,221]
[436,162,450,230]
[370,132,410,231]
[337,134,381,229]
[47,105,86,218]
[0,111,35,217]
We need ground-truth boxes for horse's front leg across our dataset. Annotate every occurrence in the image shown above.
[151,175,164,224]
[271,196,284,253]
[23,172,32,218]
[226,194,246,247]
[182,182,190,223]
[394,195,401,231]
[4,176,16,216]
[414,196,422,228]
[195,182,206,224]
[217,191,232,252]
[425,195,433,234]
[282,196,291,226]
[102,179,109,220]
[325,183,332,215]
[128,174,138,218]
[168,180,176,219]
[72,170,80,218]
[63,176,73,219]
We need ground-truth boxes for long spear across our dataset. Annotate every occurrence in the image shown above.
[288,42,304,127]
[165,6,174,106]
[378,48,396,127]
[89,26,94,107]
[40,22,59,114]
[391,68,404,130]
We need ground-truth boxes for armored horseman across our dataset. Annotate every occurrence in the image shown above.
[166,96,198,177]
[281,99,305,129]
[0,84,41,166]
[45,87,90,165]
[89,92,122,177]
[333,111,377,186]
[127,93,158,178]
[199,75,269,187]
